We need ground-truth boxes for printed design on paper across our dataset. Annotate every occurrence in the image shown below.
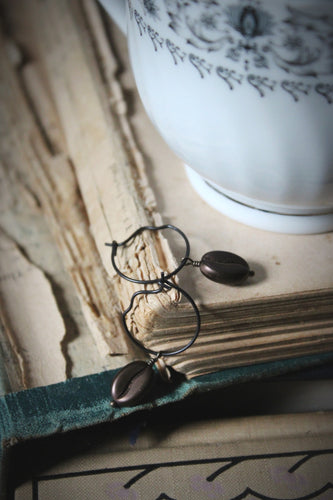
[32,448,333,499]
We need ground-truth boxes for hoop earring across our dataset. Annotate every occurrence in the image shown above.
[106,224,190,284]
[106,224,254,407]
[121,274,200,358]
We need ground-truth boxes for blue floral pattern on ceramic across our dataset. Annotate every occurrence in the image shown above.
[129,0,333,102]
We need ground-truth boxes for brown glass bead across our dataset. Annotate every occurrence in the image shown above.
[111,360,155,407]
[200,251,253,285]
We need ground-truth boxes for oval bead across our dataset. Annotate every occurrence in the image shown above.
[111,360,155,407]
[199,251,253,285]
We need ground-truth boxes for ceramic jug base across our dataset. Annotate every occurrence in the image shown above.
[185,166,333,235]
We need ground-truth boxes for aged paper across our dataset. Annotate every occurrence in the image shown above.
[0,0,332,388]
[110,21,333,303]
[108,16,333,375]
[15,411,333,500]
[0,0,178,389]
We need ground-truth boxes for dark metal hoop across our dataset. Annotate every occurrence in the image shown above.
[105,224,190,285]
[122,277,200,357]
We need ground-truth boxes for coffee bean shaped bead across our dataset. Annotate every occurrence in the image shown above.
[111,360,155,407]
[200,251,253,285]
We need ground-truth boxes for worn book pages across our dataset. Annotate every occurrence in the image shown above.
[0,231,67,388]
[0,0,178,390]
[0,0,332,389]
[105,12,333,375]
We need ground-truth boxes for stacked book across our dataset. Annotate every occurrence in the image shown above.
[0,0,332,392]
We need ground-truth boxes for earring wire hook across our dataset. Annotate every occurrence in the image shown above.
[105,224,191,285]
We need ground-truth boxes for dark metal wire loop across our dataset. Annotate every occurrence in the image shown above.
[105,224,190,285]
[122,277,201,357]
[106,225,201,358]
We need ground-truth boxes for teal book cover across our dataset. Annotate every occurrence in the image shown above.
[1,352,333,498]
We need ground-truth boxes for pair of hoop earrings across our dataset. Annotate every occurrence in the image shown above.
[106,224,254,407]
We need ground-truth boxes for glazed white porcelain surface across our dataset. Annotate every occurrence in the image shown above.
[100,0,333,232]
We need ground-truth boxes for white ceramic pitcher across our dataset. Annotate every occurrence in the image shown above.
[99,0,333,234]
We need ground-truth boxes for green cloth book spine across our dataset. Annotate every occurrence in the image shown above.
[1,352,333,498]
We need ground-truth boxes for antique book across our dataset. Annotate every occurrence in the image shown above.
[0,0,332,392]
[13,411,333,500]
